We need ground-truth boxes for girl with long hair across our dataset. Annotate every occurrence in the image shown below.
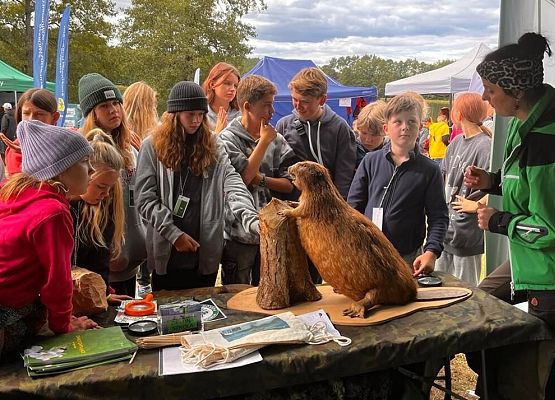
[435,92,492,287]
[71,129,131,304]
[202,62,241,133]
[135,81,259,291]
[122,81,159,296]
[122,81,159,139]
[0,88,59,177]
[78,73,146,297]
[0,121,97,359]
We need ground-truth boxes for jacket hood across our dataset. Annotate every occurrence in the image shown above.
[223,117,257,143]
[0,183,68,220]
[293,104,337,124]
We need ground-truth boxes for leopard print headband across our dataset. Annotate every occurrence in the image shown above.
[476,56,544,92]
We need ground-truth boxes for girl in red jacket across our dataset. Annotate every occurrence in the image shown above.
[0,120,98,360]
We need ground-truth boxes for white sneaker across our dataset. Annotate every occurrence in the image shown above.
[137,284,152,298]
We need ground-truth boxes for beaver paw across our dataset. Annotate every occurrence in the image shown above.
[278,209,294,218]
[342,302,367,318]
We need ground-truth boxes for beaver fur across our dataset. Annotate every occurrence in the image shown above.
[280,161,418,317]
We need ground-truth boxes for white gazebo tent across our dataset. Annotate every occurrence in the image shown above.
[384,43,491,96]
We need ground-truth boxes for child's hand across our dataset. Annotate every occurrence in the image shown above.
[215,107,228,133]
[174,233,200,252]
[0,133,21,152]
[107,294,134,305]
[259,119,277,145]
[412,251,437,276]
[452,195,479,213]
[70,315,100,331]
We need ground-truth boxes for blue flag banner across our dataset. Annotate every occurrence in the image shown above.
[33,0,51,88]
[55,6,71,127]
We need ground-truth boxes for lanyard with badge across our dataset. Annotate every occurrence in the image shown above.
[173,167,191,218]
[373,167,400,231]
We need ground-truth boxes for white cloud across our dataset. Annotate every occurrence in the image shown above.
[114,0,501,65]
[243,0,500,64]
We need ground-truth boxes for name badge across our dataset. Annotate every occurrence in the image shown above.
[372,207,384,231]
[173,195,190,218]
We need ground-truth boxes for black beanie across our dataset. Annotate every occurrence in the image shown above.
[78,73,123,117]
[167,81,208,113]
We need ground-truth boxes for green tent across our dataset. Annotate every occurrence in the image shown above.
[0,59,55,94]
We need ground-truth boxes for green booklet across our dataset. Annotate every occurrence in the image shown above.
[22,326,137,376]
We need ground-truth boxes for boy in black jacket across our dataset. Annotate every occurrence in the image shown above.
[348,93,448,276]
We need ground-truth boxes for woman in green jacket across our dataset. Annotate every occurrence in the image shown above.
[466,32,555,325]
[465,32,555,398]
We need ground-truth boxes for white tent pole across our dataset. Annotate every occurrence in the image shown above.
[538,0,542,31]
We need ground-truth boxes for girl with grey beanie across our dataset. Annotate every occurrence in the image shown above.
[134,81,259,291]
[0,121,98,359]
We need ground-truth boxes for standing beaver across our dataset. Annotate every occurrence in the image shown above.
[280,161,418,317]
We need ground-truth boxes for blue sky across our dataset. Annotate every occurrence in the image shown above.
[116,0,501,65]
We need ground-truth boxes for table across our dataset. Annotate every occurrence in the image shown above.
[1,274,553,400]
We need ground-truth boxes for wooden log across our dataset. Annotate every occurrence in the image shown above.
[257,199,321,309]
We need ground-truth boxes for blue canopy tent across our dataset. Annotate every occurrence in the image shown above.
[243,56,378,125]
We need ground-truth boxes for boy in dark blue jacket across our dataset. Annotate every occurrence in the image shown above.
[348,93,448,276]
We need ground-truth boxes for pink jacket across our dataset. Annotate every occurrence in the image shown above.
[0,183,74,333]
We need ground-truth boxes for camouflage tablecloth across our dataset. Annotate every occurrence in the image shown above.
[0,275,553,400]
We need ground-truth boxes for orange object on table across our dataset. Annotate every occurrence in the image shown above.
[124,293,155,316]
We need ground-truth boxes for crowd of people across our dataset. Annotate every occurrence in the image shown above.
[0,31,554,397]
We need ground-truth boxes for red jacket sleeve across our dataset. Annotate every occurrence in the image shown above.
[32,211,74,333]
[5,144,22,176]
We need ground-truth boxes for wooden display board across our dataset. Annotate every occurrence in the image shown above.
[228,285,472,326]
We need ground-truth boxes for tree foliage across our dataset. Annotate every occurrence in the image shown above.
[115,0,265,107]
[0,0,116,101]
[321,55,453,98]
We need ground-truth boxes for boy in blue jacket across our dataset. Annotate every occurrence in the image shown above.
[348,93,448,276]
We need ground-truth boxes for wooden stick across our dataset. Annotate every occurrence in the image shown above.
[135,332,192,349]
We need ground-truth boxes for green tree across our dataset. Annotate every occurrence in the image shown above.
[322,55,452,98]
[0,0,116,102]
[116,0,265,107]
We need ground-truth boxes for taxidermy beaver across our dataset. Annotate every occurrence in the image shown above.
[280,161,418,317]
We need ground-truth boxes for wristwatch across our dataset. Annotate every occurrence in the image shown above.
[259,173,267,188]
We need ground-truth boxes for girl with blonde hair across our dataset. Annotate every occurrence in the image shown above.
[135,81,259,291]
[435,91,491,287]
[202,62,241,133]
[71,129,131,304]
[122,81,159,139]
[0,121,98,359]
[78,73,146,296]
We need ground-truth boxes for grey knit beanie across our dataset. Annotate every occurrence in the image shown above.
[78,73,123,117]
[18,120,93,180]
[167,81,208,113]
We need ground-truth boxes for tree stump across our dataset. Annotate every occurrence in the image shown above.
[257,198,322,309]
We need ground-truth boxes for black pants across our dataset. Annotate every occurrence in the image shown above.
[152,269,217,291]
[468,260,555,399]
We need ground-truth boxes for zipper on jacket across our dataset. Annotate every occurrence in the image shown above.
[515,225,548,235]
[379,165,401,209]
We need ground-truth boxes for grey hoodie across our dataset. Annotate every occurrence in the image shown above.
[135,136,259,275]
[220,117,296,243]
[275,104,356,198]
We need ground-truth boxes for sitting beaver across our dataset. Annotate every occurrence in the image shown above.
[280,161,418,318]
